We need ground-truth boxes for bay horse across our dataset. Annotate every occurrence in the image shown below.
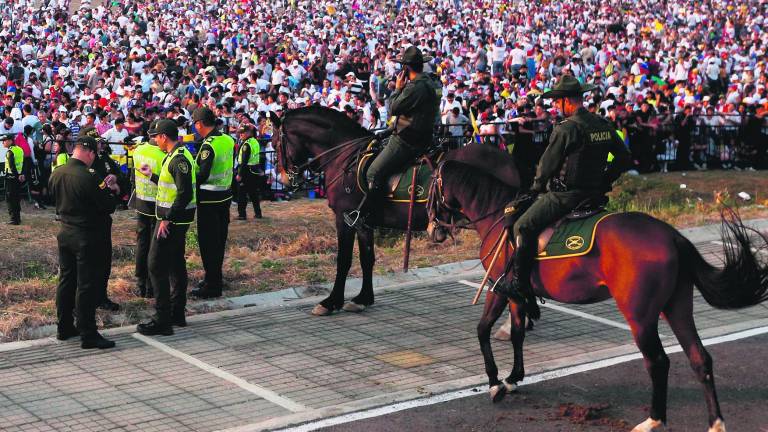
[275,106,520,316]
[427,160,768,432]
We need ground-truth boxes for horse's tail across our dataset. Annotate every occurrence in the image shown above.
[675,207,768,309]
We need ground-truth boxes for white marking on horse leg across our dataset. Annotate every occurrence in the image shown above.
[631,417,664,432]
[342,302,366,313]
[503,380,517,393]
[707,418,726,432]
[493,315,512,340]
[489,383,507,403]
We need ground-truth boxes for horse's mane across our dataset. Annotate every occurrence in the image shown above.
[284,105,373,138]
[443,160,518,216]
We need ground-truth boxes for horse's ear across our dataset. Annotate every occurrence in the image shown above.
[270,114,282,129]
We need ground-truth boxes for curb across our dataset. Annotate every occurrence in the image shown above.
[2,218,766,350]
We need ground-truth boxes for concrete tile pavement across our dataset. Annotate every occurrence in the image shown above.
[0,219,767,431]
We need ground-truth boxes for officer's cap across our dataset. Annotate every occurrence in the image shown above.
[76,136,98,152]
[148,119,178,139]
[0,133,14,142]
[191,107,216,124]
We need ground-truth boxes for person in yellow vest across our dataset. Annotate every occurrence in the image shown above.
[190,107,234,299]
[235,124,263,220]
[131,132,166,298]
[136,120,197,336]
[3,133,26,225]
[51,140,70,172]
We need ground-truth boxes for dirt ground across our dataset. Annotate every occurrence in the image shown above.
[1,170,767,341]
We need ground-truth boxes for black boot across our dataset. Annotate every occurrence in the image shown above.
[511,233,540,320]
[98,298,120,311]
[343,181,379,229]
[171,309,187,327]
[136,319,174,336]
[81,332,116,349]
[56,324,79,341]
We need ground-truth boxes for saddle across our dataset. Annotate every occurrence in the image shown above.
[535,197,614,260]
[355,140,437,203]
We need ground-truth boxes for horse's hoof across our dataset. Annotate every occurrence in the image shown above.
[708,418,726,432]
[503,380,517,393]
[631,417,664,432]
[311,304,332,316]
[342,302,366,313]
[489,383,507,403]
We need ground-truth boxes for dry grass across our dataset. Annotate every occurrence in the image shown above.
[1,170,767,341]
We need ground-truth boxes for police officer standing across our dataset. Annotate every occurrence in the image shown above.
[80,127,124,312]
[236,124,263,220]
[3,133,26,225]
[344,46,439,228]
[137,120,197,335]
[131,131,166,298]
[509,76,632,312]
[49,136,118,349]
[190,107,234,299]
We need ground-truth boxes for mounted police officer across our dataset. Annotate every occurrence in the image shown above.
[2,133,26,225]
[191,107,234,299]
[49,136,118,349]
[136,120,197,335]
[131,128,166,298]
[508,76,632,315]
[344,46,440,228]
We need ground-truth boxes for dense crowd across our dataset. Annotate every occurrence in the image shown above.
[1,0,767,203]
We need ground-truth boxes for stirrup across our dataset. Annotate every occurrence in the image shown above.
[344,210,363,228]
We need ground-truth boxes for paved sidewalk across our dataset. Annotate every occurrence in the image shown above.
[1,220,767,432]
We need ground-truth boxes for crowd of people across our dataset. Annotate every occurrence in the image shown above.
[1,0,767,202]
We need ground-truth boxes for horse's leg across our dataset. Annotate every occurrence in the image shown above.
[628,320,670,432]
[503,300,526,392]
[345,225,375,311]
[314,217,356,315]
[663,278,725,432]
[477,291,511,402]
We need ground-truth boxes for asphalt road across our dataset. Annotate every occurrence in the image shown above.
[322,334,768,432]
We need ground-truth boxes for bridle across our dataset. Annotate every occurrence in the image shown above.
[426,160,507,231]
[276,125,372,191]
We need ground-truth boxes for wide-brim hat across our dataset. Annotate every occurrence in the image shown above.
[542,76,597,99]
[395,46,433,65]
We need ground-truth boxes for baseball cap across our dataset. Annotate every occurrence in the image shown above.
[76,136,98,152]
[191,107,216,124]
[148,119,179,138]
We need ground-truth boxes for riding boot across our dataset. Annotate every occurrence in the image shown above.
[511,233,540,320]
[343,181,380,229]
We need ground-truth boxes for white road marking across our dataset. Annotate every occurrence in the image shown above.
[271,326,768,432]
[458,280,633,332]
[132,333,307,413]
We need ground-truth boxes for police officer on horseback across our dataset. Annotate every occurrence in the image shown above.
[508,76,632,314]
[344,46,440,228]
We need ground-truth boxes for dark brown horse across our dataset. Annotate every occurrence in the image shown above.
[427,160,768,432]
[275,106,520,316]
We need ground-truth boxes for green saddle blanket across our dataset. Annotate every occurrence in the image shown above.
[357,153,433,203]
[537,211,616,260]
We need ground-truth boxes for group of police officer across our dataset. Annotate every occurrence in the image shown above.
[44,106,263,348]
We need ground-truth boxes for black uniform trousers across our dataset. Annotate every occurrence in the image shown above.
[237,170,262,218]
[148,222,190,323]
[135,213,156,295]
[98,218,113,303]
[5,177,21,223]
[56,225,107,335]
[197,200,230,291]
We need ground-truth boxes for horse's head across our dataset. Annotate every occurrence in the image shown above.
[426,161,467,243]
[274,115,310,190]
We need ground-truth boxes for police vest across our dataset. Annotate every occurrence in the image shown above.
[156,147,197,224]
[132,142,166,216]
[197,134,234,203]
[559,115,616,191]
[238,137,260,166]
[52,153,69,171]
[4,146,23,175]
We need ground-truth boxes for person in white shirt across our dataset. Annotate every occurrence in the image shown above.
[101,118,130,155]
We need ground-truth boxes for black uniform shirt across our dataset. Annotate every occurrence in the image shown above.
[49,158,116,229]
